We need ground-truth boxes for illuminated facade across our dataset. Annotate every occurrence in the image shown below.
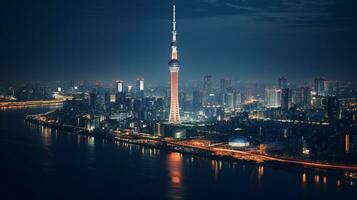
[265,88,281,108]
[115,80,124,93]
[168,5,180,123]
[228,135,250,148]
[136,78,144,92]
[136,77,144,98]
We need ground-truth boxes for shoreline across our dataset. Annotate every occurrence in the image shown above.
[25,113,357,180]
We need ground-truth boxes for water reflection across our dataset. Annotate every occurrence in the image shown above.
[88,136,95,146]
[87,137,96,170]
[77,135,81,145]
[5,107,357,200]
[40,125,52,148]
[345,133,350,154]
[140,146,160,158]
[258,165,264,183]
[314,175,320,184]
[302,173,307,186]
[26,121,37,131]
[166,152,184,199]
[211,160,220,178]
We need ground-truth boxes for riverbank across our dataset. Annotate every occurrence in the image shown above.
[3,106,356,199]
[25,112,357,181]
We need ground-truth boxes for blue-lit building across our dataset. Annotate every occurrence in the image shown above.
[228,135,250,148]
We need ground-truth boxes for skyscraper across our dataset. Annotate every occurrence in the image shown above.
[115,80,124,93]
[104,92,111,106]
[281,88,291,110]
[136,78,144,92]
[278,77,288,89]
[203,75,212,93]
[233,91,242,109]
[192,90,203,111]
[220,78,231,93]
[326,96,340,124]
[89,92,97,109]
[314,77,325,97]
[203,75,213,105]
[265,89,281,108]
[301,87,311,110]
[136,77,144,98]
[219,78,231,106]
[226,92,234,110]
[168,5,180,123]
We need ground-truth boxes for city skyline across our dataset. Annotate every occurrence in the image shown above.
[1,0,356,83]
[1,2,357,200]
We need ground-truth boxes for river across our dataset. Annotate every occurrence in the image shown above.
[0,107,356,200]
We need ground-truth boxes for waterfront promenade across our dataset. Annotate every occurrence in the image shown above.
[26,112,357,173]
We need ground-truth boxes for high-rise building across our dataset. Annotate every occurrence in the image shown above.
[326,96,340,124]
[226,92,234,110]
[233,92,241,109]
[136,78,144,92]
[281,88,291,110]
[179,91,187,111]
[203,75,212,93]
[192,90,203,111]
[89,92,97,109]
[115,91,126,109]
[168,5,181,123]
[278,77,288,89]
[301,87,311,110]
[325,81,338,96]
[265,89,281,108]
[104,92,111,106]
[202,75,212,105]
[136,77,144,98]
[127,85,133,93]
[203,75,212,105]
[220,78,231,93]
[314,77,325,97]
[115,80,124,93]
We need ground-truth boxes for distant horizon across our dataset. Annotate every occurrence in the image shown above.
[1,77,356,89]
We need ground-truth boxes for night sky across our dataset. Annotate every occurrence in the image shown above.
[1,0,356,83]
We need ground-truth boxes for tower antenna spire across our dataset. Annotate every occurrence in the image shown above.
[172,5,176,42]
[173,5,176,23]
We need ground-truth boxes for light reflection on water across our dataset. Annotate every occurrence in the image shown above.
[140,147,160,158]
[3,106,357,200]
[18,107,356,199]
[210,160,223,179]
[33,123,356,192]
[41,126,52,148]
[302,173,307,186]
[87,137,96,170]
[258,165,264,184]
[167,152,184,200]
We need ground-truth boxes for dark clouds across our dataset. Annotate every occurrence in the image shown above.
[199,0,356,28]
[0,0,356,82]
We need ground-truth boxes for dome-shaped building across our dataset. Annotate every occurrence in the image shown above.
[228,135,250,148]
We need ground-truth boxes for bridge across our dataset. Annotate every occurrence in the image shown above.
[0,96,72,109]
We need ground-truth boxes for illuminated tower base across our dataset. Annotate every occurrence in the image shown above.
[169,65,180,123]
